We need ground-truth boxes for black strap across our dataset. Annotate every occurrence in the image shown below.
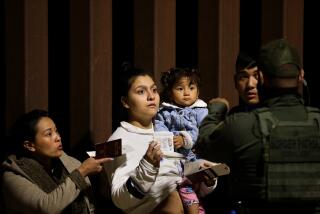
[126,177,145,199]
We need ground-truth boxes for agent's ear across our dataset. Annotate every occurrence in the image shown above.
[298,68,305,84]
[121,96,129,109]
[23,141,35,152]
[259,70,264,85]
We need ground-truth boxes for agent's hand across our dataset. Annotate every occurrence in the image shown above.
[199,159,217,169]
[209,97,230,111]
[78,157,113,177]
[198,160,218,187]
[173,135,184,149]
[144,142,163,168]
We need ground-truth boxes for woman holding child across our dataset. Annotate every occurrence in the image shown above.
[104,64,216,213]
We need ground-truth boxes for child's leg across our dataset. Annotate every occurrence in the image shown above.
[185,203,199,214]
[179,186,205,214]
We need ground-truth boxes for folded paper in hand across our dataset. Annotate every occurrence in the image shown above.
[153,131,174,152]
[153,131,185,159]
[184,160,230,184]
[95,138,122,159]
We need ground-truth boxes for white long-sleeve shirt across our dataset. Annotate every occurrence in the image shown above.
[104,121,182,214]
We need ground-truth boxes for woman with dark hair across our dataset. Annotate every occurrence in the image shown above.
[2,109,112,214]
[104,63,186,213]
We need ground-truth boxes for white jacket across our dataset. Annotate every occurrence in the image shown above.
[104,121,182,214]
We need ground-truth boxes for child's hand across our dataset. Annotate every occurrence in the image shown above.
[173,135,184,149]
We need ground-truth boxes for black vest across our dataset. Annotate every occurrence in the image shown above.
[254,107,320,202]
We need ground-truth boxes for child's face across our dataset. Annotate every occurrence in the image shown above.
[123,75,160,125]
[170,77,199,107]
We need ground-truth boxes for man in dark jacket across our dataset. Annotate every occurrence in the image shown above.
[196,39,320,214]
[198,51,262,214]
[199,52,261,141]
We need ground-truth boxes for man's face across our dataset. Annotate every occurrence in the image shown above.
[235,66,260,105]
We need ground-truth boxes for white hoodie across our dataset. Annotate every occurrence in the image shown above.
[104,121,182,214]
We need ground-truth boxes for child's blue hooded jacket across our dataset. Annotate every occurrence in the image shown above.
[154,99,208,160]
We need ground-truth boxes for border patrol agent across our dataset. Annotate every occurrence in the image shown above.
[196,39,320,214]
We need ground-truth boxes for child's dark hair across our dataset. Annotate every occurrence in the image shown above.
[7,109,49,156]
[160,67,200,102]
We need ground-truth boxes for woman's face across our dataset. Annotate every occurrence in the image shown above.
[26,117,63,160]
[122,75,160,127]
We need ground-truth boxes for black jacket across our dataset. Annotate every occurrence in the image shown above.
[196,94,320,214]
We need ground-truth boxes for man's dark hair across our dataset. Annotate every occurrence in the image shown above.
[236,51,257,72]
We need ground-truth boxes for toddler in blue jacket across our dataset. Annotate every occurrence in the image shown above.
[155,67,208,214]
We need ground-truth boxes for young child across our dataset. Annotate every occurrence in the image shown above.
[154,67,209,214]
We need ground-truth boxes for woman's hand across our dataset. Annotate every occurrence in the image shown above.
[173,135,184,149]
[78,157,113,177]
[144,142,163,168]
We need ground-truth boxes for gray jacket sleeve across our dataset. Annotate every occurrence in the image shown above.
[3,170,83,214]
[2,154,92,214]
